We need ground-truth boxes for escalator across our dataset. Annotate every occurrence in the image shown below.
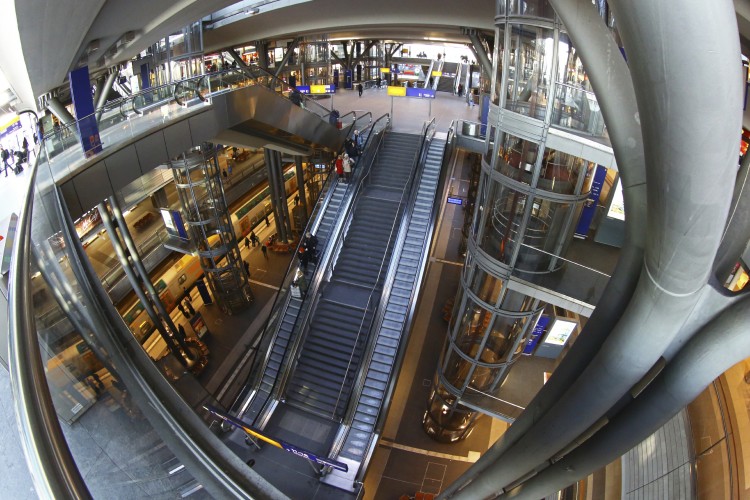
[437,62,459,93]
[242,182,351,424]
[282,133,421,420]
[324,131,446,489]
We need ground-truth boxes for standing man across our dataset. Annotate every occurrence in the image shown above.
[250,231,258,247]
[357,82,363,97]
[244,236,250,250]
[1,147,9,176]
[261,244,268,259]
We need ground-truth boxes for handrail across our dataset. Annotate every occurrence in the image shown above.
[230,115,390,421]
[261,115,392,420]
[329,118,437,422]
[328,118,438,466]
[8,141,92,497]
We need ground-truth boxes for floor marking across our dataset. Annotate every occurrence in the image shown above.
[432,257,464,267]
[379,439,479,463]
[421,462,447,494]
[248,278,280,290]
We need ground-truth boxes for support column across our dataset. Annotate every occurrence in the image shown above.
[97,202,190,365]
[255,40,269,70]
[46,97,75,126]
[95,70,118,122]
[467,31,493,79]
[170,145,253,314]
[295,156,309,217]
[274,38,301,79]
[107,196,192,356]
[265,149,294,242]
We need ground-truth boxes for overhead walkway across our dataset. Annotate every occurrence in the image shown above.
[41,67,350,220]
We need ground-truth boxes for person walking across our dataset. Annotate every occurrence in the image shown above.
[335,154,344,182]
[243,260,251,276]
[184,298,195,316]
[244,236,250,250]
[357,82,363,97]
[177,302,189,320]
[265,215,270,227]
[1,148,9,176]
[250,231,258,247]
[177,324,188,341]
[261,244,268,259]
[182,286,192,302]
[343,154,353,183]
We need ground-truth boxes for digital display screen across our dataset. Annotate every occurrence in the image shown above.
[542,318,577,346]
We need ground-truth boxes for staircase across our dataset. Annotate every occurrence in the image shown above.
[283,133,421,420]
[322,138,446,490]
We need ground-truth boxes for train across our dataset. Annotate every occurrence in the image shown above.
[121,163,314,348]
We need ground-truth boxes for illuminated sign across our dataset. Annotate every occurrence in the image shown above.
[387,86,406,97]
[380,67,391,73]
[431,70,442,77]
[606,178,625,221]
[160,209,188,239]
[405,87,436,99]
[0,116,21,140]
[295,84,335,95]
[204,405,349,472]
[447,196,463,205]
[541,318,577,346]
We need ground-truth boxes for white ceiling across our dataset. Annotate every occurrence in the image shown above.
[2,0,749,111]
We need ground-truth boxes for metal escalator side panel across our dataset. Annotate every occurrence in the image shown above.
[322,139,447,486]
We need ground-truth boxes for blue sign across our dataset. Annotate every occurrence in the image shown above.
[294,85,335,95]
[523,315,550,355]
[447,196,463,205]
[574,165,608,238]
[69,66,102,157]
[405,87,436,99]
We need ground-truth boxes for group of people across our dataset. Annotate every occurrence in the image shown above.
[176,292,196,320]
[335,152,355,183]
[1,137,29,177]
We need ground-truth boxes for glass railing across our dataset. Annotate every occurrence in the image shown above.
[550,81,607,139]
[508,243,611,306]
[9,143,227,496]
[10,67,360,497]
[40,66,343,185]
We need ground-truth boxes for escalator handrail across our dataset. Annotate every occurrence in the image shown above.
[249,114,393,424]
[8,137,93,498]
[328,118,438,461]
[328,118,437,421]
